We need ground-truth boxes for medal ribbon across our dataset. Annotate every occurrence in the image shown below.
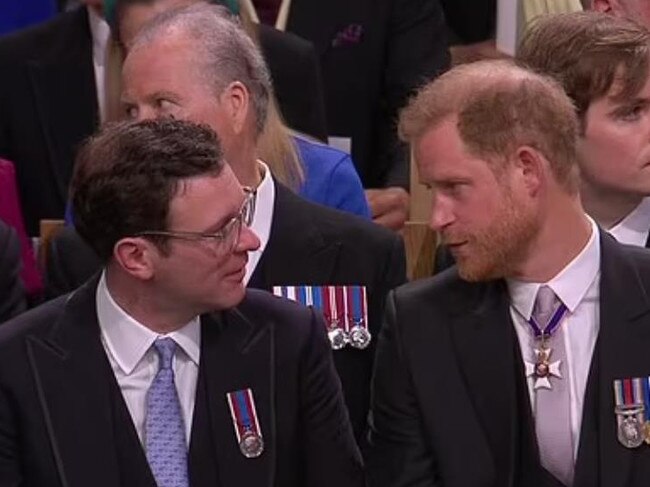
[296,286,307,306]
[227,389,262,441]
[347,286,368,330]
[527,302,568,339]
[334,286,347,332]
[641,377,650,421]
[312,286,323,313]
[615,378,645,410]
[322,286,334,326]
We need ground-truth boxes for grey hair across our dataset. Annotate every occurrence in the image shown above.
[131,3,272,136]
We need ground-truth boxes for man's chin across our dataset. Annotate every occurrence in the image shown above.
[457,258,505,282]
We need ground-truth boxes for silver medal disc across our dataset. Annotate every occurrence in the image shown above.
[349,326,371,349]
[240,430,264,458]
[328,327,348,350]
[618,415,645,449]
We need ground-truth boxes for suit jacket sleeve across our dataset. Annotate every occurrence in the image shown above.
[367,291,438,487]
[300,307,365,486]
[381,0,450,188]
[0,223,26,324]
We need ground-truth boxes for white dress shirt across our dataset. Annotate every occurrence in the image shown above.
[244,160,275,284]
[96,272,201,446]
[87,6,110,122]
[608,197,650,247]
[507,218,601,459]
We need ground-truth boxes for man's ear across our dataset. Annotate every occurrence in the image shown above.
[219,81,251,135]
[591,0,616,14]
[113,237,158,281]
[512,145,545,196]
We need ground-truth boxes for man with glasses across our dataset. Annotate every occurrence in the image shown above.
[0,118,364,487]
[46,3,406,444]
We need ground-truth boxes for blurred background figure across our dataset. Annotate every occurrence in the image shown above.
[0,0,114,236]
[589,0,650,26]
[0,220,26,324]
[240,0,451,230]
[113,0,370,218]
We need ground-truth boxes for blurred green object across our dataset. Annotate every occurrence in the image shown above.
[220,0,240,15]
[104,0,117,28]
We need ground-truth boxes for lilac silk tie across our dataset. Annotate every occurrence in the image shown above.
[145,338,189,487]
[532,286,574,486]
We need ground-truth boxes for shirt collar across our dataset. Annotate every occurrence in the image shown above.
[608,197,650,247]
[507,217,601,320]
[87,6,111,67]
[96,272,201,375]
[244,160,275,284]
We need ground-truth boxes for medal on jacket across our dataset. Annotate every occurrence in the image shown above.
[614,378,646,448]
[323,286,348,350]
[346,285,371,349]
[226,389,264,458]
[523,303,568,390]
[272,285,370,350]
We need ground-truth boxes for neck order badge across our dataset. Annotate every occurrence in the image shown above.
[522,287,569,390]
[272,285,371,350]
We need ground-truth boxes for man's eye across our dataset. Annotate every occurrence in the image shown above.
[124,105,138,119]
[156,99,175,111]
[616,103,646,122]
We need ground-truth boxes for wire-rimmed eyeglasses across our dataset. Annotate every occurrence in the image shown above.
[133,188,256,256]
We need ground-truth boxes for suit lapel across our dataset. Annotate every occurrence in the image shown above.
[27,7,98,206]
[579,233,650,487]
[26,279,122,487]
[250,181,341,289]
[190,306,273,487]
[448,280,519,487]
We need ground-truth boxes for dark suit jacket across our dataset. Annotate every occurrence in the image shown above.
[249,182,407,441]
[285,0,450,188]
[368,232,650,487]
[440,0,496,44]
[0,7,326,235]
[45,182,406,442]
[0,220,26,323]
[0,280,364,487]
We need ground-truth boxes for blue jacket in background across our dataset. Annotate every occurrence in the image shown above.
[295,136,370,219]
[0,0,57,36]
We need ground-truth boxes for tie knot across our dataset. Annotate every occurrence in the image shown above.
[153,337,177,370]
[532,285,560,326]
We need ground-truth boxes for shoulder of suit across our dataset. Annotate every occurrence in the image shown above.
[0,295,68,346]
[392,266,484,312]
[239,288,312,317]
[0,8,87,61]
[278,185,399,247]
[257,24,314,56]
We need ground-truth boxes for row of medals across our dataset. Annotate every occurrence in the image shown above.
[327,318,371,350]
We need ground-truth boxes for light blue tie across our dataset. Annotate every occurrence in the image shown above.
[145,338,189,487]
